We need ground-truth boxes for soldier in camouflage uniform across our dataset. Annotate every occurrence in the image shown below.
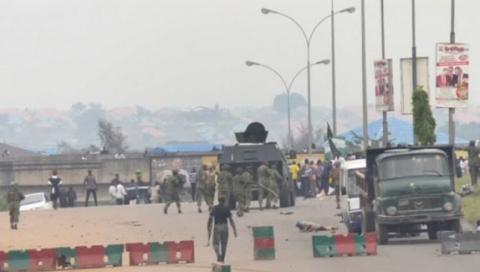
[232,167,247,217]
[217,164,233,205]
[242,166,254,212]
[205,166,217,210]
[163,170,184,214]
[197,164,210,213]
[267,164,282,209]
[257,162,270,210]
[7,182,24,230]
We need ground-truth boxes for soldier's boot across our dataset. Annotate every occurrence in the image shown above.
[198,206,202,213]
[10,223,14,230]
[14,223,18,230]
[177,203,182,214]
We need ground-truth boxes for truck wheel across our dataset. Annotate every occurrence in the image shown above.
[376,222,388,245]
[428,223,438,240]
[449,219,462,233]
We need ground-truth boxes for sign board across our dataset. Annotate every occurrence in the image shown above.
[435,43,469,108]
[400,57,430,115]
[374,59,394,112]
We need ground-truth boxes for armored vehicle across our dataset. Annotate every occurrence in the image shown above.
[218,122,295,207]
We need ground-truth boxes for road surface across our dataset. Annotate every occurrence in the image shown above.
[1,197,479,272]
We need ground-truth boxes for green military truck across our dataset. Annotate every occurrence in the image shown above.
[218,122,295,208]
[359,145,462,244]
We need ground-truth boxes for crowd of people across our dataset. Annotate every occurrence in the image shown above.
[157,162,284,216]
[289,158,343,208]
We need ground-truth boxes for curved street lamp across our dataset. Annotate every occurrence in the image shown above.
[261,6,355,153]
[246,59,330,149]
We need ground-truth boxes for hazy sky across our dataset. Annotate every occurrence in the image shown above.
[0,0,477,113]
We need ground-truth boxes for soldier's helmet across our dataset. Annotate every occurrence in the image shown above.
[172,169,179,175]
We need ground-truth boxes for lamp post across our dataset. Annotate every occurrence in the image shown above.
[261,6,355,153]
[246,59,330,149]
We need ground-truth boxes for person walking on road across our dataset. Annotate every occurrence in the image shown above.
[331,161,342,209]
[467,140,479,186]
[267,164,282,209]
[84,170,98,206]
[207,197,237,263]
[257,162,270,210]
[48,170,62,209]
[163,169,184,214]
[217,164,233,206]
[197,164,210,213]
[189,167,198,201]
[7,181,24,230]
[242,166,253,212]
[232,167,247,217]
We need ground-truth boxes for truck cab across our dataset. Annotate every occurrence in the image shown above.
[361,145,462,244]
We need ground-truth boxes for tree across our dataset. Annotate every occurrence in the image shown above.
[412,86,436,145]
[272,92,307,113]
[289,123,324,151]
[98,120,128,154]
[57,141,79,154]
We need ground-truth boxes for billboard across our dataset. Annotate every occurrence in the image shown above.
[435,43,469,108]
[400,57,430,115]
[374,59,394,112]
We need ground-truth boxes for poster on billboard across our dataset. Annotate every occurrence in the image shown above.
[435,43,469,108]
[400,57,430,115]
[374,59,394,112]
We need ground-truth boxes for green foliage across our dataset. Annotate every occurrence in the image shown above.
[98,120,128,154]
[412,86,436,145]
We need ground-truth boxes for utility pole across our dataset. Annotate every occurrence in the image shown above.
[448,0,456,146]
[380,0,388,147]
[411,0,418,145]
[331,0,337,135]
[361,0,368,151]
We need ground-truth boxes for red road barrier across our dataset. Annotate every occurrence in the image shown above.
[0,251,7,271]
[75,246,105,269]
[126,243,150,266]
[365,233,377,256]
[334,234,356,256]
[28,248,56,271]
[168,240,195,264]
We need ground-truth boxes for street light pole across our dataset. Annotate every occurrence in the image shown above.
[331,0,337,136]
[448,0,456,146]
[412,0,418,145]
[380,0,388,147]
[361,0,368,151]
[246,60,330,149]
[261,7,355,154]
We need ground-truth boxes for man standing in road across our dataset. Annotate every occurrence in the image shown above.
[217,164,233,206]
[331,161,342,209]
[207,197,237,263]
[189,167,198,202]
[242,166,253,212]
[163,169,184,214]
[48,170,62,209]
[7,181,24,230]
[84,170,98,206]
[232,167,247,217]
[257,162,270,210]
[197,164,209,213]
[467,140,479,186]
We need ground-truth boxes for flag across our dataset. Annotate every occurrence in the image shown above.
[327,123,341,159]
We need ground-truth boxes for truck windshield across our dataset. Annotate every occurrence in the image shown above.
[379,154,449,180]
